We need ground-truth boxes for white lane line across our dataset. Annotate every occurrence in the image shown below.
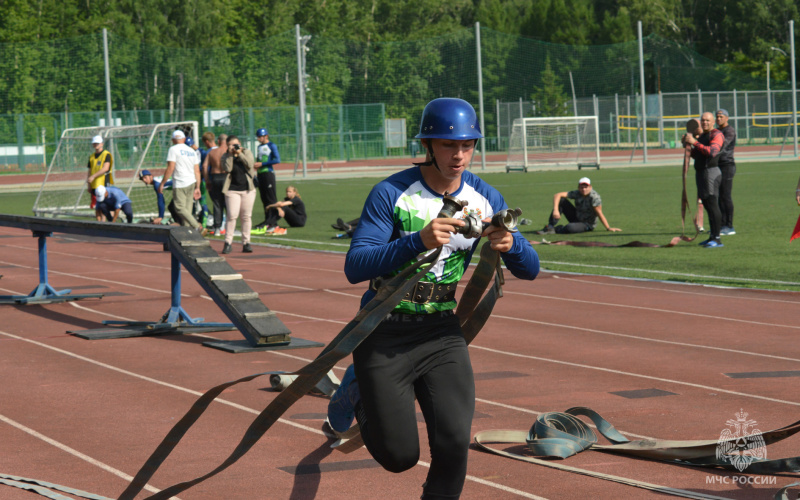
[503,290,800,330]
[0,260,182,297]
[473,398,654,441]
[541,260,800,286]
[0,413,170,497]
[490,314,800,364]
[0,329,545,499]
[553,275,800,304]
[470,344,800,407]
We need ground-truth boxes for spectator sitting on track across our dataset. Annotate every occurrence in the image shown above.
[262,186,306,235]
[95,185,133,223]
[535,177,621,234]
[139,169,180,224]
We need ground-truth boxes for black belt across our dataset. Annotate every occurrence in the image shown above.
[370,279,456,304]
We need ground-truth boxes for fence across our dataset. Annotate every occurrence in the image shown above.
[0,24,797,172]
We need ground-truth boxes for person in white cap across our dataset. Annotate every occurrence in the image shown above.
[536,177,621,234]
[86,134,114,214]
[159,129,207,235]
[94,185,133,223]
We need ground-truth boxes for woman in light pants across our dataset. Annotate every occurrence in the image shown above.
[220,135,257,254]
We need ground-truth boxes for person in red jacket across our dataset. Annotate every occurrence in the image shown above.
[683,112,724,248]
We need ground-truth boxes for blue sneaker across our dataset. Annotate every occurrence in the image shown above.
[327,364,360,433]
[698,238,712,246]
[704,239,724,248]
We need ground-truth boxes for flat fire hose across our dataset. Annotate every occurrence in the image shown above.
[0,474,112,500]
[474,407,800,499]
[117,247,443,500]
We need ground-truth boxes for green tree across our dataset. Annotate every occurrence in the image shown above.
[531,57,569,117]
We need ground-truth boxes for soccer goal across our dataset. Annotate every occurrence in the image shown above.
[33,122,199,220]
[505,116,600,172]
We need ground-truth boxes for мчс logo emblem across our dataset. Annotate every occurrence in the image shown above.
[716,409,767,472]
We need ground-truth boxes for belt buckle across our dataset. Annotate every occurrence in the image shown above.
[413,281,434,304]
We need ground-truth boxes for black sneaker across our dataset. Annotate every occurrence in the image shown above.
[222,243,232,254]
[243,243,253,253]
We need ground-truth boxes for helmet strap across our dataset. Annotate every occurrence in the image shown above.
[412,139,440,171]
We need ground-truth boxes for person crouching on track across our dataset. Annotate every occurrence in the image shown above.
[95,185,133,223]
[220,135,257,254]
[326,98,540,500]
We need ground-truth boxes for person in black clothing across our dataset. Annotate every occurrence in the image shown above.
[683,112,724,248]
[262,185,306,235]
[716,109,737,235]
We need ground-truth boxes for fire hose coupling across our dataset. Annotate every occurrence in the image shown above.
[438,193,523,239]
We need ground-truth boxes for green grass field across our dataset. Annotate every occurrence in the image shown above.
[2,160,800,290]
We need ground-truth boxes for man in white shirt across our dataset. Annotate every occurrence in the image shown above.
[159,129,206,235]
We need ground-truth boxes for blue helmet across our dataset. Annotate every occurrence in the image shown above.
[256,128,269,137]
[415,98,483,140]
[185,136,194,147]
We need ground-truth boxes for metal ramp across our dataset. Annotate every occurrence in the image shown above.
[0,215,322,353]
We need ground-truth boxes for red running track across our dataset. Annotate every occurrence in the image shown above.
[0,226,799,499]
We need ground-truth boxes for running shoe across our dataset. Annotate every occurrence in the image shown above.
[698,238,712,246]
[271,227,287,235]
[704,239,724,248]
[243,243,253,253]
[720,226,736,236]
[327,365,360,433]
[251,226,266,235]
[221,243,232,254]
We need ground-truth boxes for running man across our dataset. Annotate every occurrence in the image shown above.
[327,98,540,499]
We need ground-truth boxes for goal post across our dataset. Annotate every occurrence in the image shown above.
[33,122,199,220]
[505,116,600,172]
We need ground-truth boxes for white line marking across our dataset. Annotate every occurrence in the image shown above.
[503,290,800,330]
[553,275,800,304]
[470,344,800,407]
[0,329,544,499]
[491,314,800,363]
[0,413,169,497]
[542,260,800,286]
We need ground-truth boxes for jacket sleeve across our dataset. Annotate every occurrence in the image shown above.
[693,130,724,158]
[344,184,428,284]
[266,144,280,166]
[221,153,234,173]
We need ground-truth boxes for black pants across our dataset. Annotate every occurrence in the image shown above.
[696,166,722,238]
[548,198,593,234]
[99,201,133,223]
[256,170,277,219]
[209,173,227,229]
[353,311,474,500]
[718,164,736,228]
[264,206,306,227]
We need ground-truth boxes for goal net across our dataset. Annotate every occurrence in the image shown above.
[33,122,199,220]
[505,116,600,172]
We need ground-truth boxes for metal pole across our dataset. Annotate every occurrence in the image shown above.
[295,25,308,178]
[790,20,798,156]
[637,21,648,163]
[103,29,113,127]
[767,62,772,143]
[475,22,486,171]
